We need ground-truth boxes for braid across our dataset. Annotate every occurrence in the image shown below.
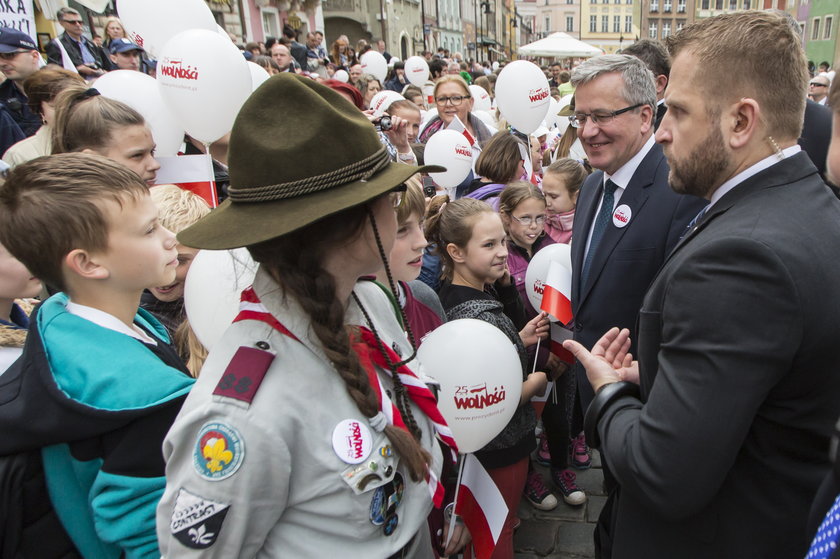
[249,205,431,482]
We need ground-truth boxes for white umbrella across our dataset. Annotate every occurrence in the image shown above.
[517,32,604,59]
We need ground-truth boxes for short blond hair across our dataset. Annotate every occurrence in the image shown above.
[149,185,211,234]
[665,11,807,140]
[433,75,470,99]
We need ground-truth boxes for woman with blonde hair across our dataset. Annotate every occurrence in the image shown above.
[418,75,495,146]
[102,16,126,50]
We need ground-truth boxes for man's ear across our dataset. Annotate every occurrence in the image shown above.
[446,242,466,264]
[655,74,668,97]
[64,249,109,281]
[726,98,760,150]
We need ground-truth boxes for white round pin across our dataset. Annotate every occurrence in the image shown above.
[613,204,631,228]
[332,419,373,464]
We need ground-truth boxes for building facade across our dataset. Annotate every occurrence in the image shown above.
[804,0,839,68]
[640,0,693,42]
[581,0,638,53]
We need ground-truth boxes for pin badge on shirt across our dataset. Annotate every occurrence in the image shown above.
[332,419,373,464]
[613,204,631,228]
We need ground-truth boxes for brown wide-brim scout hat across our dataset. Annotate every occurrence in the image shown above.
[178,74,444,250]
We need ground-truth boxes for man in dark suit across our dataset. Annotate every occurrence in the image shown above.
[45,7,111,79]
[568,54,703,428]
[565,11,840,559]
[620,39,670,131]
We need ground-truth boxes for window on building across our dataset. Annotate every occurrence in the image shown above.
[826,16,833,39]
[728,0,737,9]
[566,0,573,4]
[602,15,609,31]
[662,21,671,36]
[626,0,633,5]
[701,0,709,8]
[649,21,657,38]
[261,8,280,38]
[611,15,618,31]
[566,15,574,31]
[742,0,749,6]
[676,20,685,30]
[812,17,820,40]
[664,0,672,10]
[625,15,633,32]
[590,15,597,31]
[715,0,723,8]
[545,16,551,31]
[678,0,686,12]
[650,0,659,11]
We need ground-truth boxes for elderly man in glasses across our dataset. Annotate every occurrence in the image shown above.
[0,28,43,139]
[565,54,704,530]
[809,75,831,105]
[46,7,112,79]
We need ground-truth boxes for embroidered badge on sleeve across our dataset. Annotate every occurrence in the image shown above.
[171,488,230,549]
[193,422,245,481]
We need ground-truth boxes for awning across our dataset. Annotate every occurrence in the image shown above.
[517,32,604,58]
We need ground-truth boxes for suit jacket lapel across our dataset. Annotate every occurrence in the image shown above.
[577,145,662,308]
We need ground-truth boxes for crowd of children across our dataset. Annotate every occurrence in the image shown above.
[0,71,589,559]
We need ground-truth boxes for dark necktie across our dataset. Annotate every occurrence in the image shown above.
[680,204,710,240]
[581,179,618,288]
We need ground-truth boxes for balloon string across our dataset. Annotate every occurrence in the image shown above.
[531,336,541,375]
[445,455,467,549]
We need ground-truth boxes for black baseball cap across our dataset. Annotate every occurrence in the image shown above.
[109,38,144,55]
[0,27,37,54]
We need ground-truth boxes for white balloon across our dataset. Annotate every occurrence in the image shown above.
[471,109,496,130]
[157,29,252,144]
[544,97,560,129]
[424,130,473,189]
[360,51,387,82]
[247,61,271,92]
[369,90,404,116]
[333,69,349,83]
[418,319,523,454]
[469,84,492,112]
[495,60,552,135]
[119,0,217,59]
[524,244,572,317]
[184,248,258,351]
[94,70,184,157]
[404,56,430,87]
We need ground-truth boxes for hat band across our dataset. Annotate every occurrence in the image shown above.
[228,147,392,203]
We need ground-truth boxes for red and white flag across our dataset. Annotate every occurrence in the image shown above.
[541,260,573,325]
[155,154,218,208]
[447,115,476,147]
[456,453,508,559]
[550,323,575,366]
[530,380,554,418]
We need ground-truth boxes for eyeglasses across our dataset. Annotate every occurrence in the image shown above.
[435,94,470,106]
[62,19,84,25]
[810,82,828,87]
[510,214,546,227]
[569,103,644,128]
[0,50,29,60]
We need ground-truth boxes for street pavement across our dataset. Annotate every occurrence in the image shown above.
[514,451,605,559]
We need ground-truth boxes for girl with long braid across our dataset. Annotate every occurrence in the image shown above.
[156,75,464,557]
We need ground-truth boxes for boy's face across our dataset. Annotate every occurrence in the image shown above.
[0,243,41,301]
[149,245,199,303]
[95,194,178,294]
[97,124,160,186]
[389,212,428,283]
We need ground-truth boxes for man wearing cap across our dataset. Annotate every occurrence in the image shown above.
[46,7,112,79]
[0,27,43,138]
[108,38,144,72]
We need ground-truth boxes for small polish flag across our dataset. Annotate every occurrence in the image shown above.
[541,260,573,325]
[447,115,476,146]
[155,154,218,208]
[549,323,575,366]
[456,453,508,559]
[530,380,554,418]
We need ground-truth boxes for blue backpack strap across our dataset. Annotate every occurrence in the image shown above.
[464,183,505,201]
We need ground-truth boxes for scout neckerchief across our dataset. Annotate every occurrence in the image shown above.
[234,287,457,507]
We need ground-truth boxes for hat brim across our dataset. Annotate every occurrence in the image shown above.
[178,161,444,250]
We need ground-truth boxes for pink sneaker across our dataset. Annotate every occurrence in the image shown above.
[536,432,551,466]
[571,432,591,470]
